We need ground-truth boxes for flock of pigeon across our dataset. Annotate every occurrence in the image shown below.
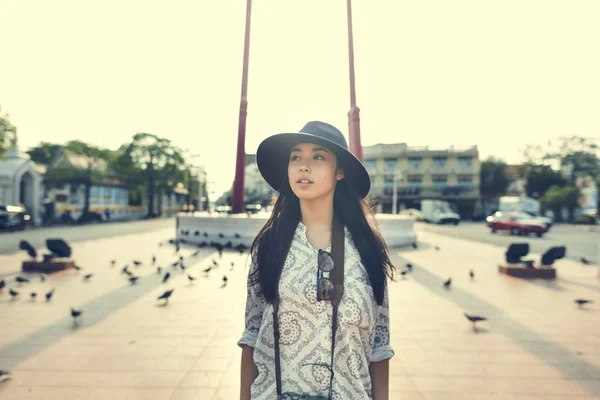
[0,231,250,383]
[1,231,250,319]
[397,243,595,331]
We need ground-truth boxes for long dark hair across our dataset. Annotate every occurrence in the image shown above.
[249,168,396,306]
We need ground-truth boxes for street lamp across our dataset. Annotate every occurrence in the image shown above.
[392,169,403,215]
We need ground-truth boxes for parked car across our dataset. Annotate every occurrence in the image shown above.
[399,208,423,221]
[0,204,30,231]
[245,204,263,214]
[509,211,553,230]
[486,211,548,237]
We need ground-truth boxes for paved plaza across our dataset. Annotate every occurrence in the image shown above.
[0,222,599,399]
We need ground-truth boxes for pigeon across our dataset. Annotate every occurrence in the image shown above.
[224,242,233,249]
[152,255,156,265]
[30,292,37,300]
[156,266,162,275]
[580,257,590,265]
[40,273,47,282]
[230,261,235,271]
[157,289,174,304]
[223,275,228,283]
[469,270,475,280]
[110,259,116,267]
[412,242,418,249]
[192,250,200,257]
[45,288,55,302]
[234,233,241,238]
[406,263,413,271]
[443,277,452,289]
[575,299,593,307]
[194,230,200,236]
[133,260,142,267]
[435,246,440,251]
[215,244,224,257]
[464,312,487,330]
[203,266,212,274]
[175,243,180,253]
[400,270,408,279]
[212,259,218,267]
[16,276,30,284]
[163,272,171,284]
[0,279,4,290]
[9,289,19,299]
[122,266,131,275]
[203,232,208,237]
[83,273,93,281]
[179,263,186,271]
[187,274,196,282]
[73,265,82,272]
[71,308,83,319]
[179,255,184,262]
[218,233,225,239]
[0,370,11,382]
[129,276,140,285]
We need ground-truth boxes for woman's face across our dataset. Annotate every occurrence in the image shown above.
[288,142,344,201]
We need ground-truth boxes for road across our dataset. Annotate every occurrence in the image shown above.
[0,218,176,255]
[415,221,600,264]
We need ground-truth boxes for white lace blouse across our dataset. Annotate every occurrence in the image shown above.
[238,221,394,399]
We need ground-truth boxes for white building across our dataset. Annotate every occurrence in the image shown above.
[0,145,43,225]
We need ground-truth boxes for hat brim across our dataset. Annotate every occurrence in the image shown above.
[256,132,371,199]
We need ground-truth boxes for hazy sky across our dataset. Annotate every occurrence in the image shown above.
[1,0,599,197]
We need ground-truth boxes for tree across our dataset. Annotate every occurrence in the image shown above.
[0,107,17,156]
[540,185,580,221]
[120,133,185,217]
[523,164,564,199]
[45,141,111,220]
[544,136,599,184]
[480,158,509,200]
[26,142,63,165]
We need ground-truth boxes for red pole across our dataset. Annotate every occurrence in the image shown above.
[346,0,363,162]
[232,0,253,213]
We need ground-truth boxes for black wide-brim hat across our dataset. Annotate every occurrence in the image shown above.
[256,121,371,198]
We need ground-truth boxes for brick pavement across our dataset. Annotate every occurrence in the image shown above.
[0,226,599,399]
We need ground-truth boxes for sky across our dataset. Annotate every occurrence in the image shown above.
[1,0,599,198]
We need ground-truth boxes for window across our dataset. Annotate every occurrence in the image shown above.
[407,157,422,169]
[407,175,422,187]
[104,187,113,202]
[458,175,473,187]
[457,157,473,168]
[383,177,394,188]
[364,159,377,170]
[432,157,448,168]
[90,186,100,204]
[384,158,398,171]
[432,175,447,188]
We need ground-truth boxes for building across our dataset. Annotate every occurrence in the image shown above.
[42,149,139,221]
[363,143,481,217]
[0,145,43,225]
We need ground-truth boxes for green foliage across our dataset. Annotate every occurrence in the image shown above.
[540,185,580,220]
[26,142,63,164]
[0,107,17,156]
[523,164,564,198]
[479,158,509,199]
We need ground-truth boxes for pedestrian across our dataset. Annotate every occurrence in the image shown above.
[238,121,396,400]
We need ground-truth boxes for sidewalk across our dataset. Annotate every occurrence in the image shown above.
[1,227,599,399]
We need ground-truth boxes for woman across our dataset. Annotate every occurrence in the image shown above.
[238,121,396,399]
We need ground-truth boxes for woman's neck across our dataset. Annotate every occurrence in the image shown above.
[299,197,334,232]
